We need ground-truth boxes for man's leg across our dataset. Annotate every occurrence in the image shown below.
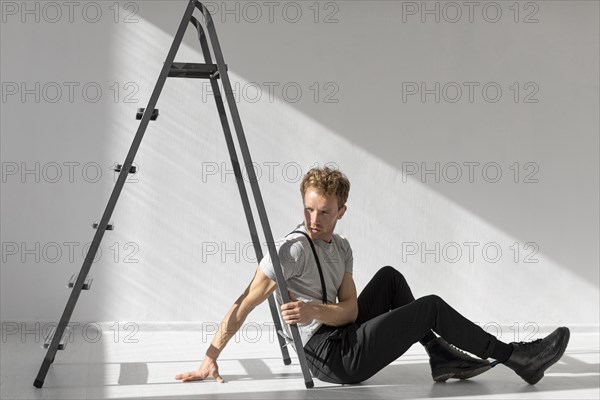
[341,294,499,383]
[355,266,436,345]
[305,267,568,385]
[350,266,492,382]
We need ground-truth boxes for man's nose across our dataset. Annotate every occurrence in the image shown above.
[312,214,321,226]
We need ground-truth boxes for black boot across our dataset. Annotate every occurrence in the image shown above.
[425,337,491,382]
[503,326,570,385]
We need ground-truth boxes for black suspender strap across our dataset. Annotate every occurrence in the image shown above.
[288,230,328,305]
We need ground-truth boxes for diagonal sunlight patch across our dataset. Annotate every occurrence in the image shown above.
[102,11,598,330]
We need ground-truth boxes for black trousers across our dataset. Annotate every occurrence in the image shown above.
[304,266,498,384]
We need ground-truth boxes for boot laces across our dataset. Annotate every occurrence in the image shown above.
[449,343,470,356]
[445,341,480,360]
[515,338,543,348]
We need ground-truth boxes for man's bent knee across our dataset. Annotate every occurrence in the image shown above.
[422,294,444,303]
[377,265,402,279]
[415,294,445,313]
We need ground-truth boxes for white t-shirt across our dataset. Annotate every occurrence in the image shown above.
[259,222,354,346]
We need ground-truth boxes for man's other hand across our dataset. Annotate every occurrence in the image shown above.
[175,356,224,383]
[281,291,315,325]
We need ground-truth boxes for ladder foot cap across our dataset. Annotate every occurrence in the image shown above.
[305,381,314,389]
[283,358,292,365]
[33,379,44,388]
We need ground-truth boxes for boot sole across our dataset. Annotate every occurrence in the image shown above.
[523,327,570,385]
[433,363,492,382]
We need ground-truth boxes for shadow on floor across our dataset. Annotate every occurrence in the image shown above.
[105,353,599,399]
[117,362,149,385]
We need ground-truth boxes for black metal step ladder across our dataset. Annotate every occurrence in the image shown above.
[33,0,314,389]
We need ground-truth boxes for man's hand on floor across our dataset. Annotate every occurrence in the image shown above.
[175,356,224,383]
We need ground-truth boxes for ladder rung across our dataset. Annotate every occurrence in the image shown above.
[168,62,226,79]
[43,326,71,350]
[67,273,93,290]
[112,164,137,174]
[136,108,159,120]
[92,221,114,231]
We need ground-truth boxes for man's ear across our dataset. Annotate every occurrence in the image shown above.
[337,205,347,219]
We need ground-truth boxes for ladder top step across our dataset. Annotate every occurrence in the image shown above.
[169,62,227,79]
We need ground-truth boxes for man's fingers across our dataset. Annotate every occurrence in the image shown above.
[175,372,191,381]
[175,372,194,380]
[185,374,204,382]
[281,299,303,324]
[283,313,299,323]
[213,373,225,383]
[281,309,297,319]
[175,371,208,382]
[281,299,300,312]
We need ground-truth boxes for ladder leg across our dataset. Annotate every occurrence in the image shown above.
[198,3,314,388]
[266,295,292,364]
[189,16,292,365]
[33,0,198,389]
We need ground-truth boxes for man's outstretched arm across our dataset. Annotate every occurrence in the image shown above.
[175,266,276,383]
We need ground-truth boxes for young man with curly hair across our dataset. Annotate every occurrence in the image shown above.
[176,166,570,385]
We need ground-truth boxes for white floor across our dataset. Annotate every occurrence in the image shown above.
[1,323,599,400]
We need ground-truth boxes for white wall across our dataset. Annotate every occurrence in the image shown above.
[1,1,598,333]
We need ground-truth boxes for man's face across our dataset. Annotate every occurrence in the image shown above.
[303,187,346,242]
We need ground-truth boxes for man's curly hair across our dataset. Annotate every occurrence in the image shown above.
[300,166,350,209]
